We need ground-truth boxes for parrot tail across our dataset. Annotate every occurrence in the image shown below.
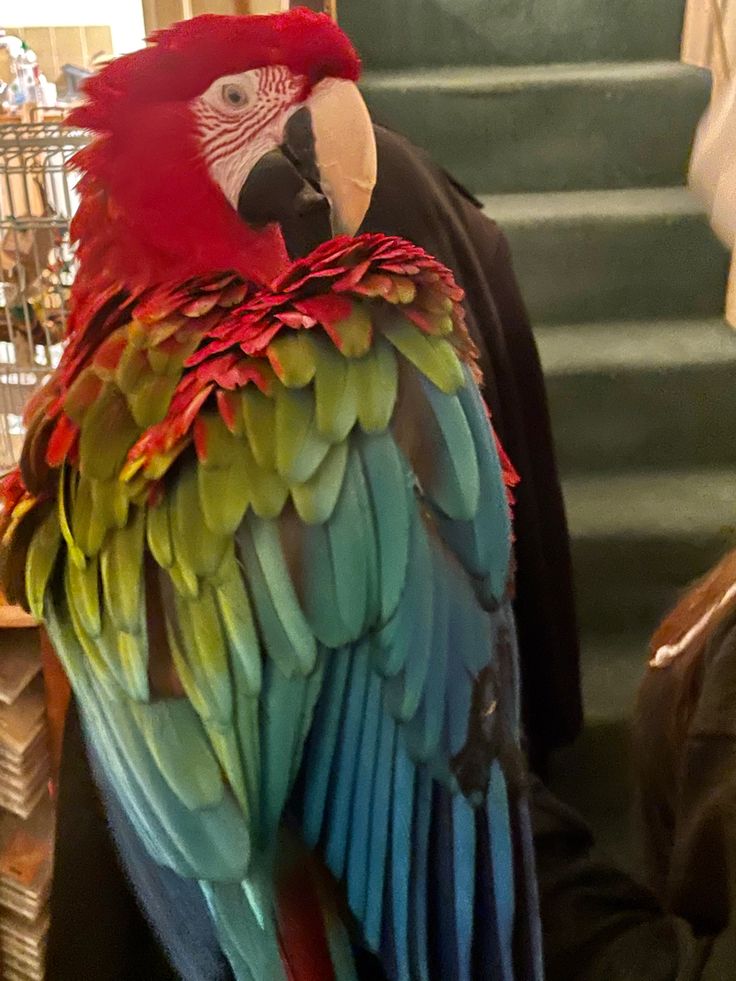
[201,831,358,981]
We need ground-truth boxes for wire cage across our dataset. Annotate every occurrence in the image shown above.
[0,121,88,470]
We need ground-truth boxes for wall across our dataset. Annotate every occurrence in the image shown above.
[142,0,254,34]
[140,1,331,34]
[3,1,145,86]
[3,25,114,80]
[6,1,146,55]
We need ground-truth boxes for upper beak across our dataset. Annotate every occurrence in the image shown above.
[303,78,377,237]
[237,79,377,257]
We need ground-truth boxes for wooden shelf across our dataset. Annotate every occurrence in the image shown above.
[0,606,37,630]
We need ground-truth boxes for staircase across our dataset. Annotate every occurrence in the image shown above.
[341,0,734,861]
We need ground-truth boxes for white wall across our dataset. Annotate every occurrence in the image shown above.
[14,0,146,54]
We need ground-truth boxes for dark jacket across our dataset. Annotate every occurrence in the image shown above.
[45,125,581,979]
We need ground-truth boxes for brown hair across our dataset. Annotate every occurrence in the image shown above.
[650,547,736,660]
[644,548,736,752]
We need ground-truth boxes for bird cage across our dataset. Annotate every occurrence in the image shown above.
[0,121,87,470]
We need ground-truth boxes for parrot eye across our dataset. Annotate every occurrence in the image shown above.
[222,83,249,108]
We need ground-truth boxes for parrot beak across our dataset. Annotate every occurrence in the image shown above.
[302,77,377,237]
[237,79,377,258]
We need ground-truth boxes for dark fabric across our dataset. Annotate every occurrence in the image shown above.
[46,125,580,978]
[530,777,700,981]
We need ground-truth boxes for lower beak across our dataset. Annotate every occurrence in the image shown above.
[237,79,377,257]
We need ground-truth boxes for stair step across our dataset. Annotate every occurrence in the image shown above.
[579,635,649,723]
[565,469,736,635]
[362,61,709,194]
[567,469,735,539]
[480,187,729,323]
[547,717,639,870]
[535,319,736,472]
[342,0,686,69]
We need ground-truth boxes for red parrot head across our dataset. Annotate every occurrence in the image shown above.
[67,9,376,325]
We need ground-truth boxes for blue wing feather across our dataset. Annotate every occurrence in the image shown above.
[324,641,371,876]
[434,367,512,603]
[404,545,449,762]
[301,647,351,846]
[381,507,433,718]
[415,376,480,521]
[389,733,415,978]
[300,522,351,648]
[328,449,370,638]
[409,768,432,981]
[452,795,476,981]
[431,785,460,979]
[487,760,516,981]
[259,659,308,836]
[356,432,412,624]
[363,706,396,950]
[346,669,382,921]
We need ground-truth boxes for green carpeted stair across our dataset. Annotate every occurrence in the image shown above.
[341,0,687,67]
[362,62,710,192]
[343,0,733,864]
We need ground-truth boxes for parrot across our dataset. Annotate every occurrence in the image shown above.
[0,10,543,981]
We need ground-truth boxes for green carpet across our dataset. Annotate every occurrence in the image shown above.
[341,0,686,68]
[362,62,710,192]
[481,189,728,322]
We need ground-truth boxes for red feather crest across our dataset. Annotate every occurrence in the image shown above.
[67,10,360,134]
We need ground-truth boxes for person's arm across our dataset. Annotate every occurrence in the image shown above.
[533,613,736,980]
[530,775,720,980]
[661,617,736,977]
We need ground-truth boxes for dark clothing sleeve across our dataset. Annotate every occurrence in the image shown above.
[534,612,736,980]
[531,778,700,981]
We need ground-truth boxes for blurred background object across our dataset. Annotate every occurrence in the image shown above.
[1,1,147,112]
[683,0,736,325]
[0,121,85,469]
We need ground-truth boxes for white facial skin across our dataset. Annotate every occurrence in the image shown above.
[191,66,378,237]
[191,65,305,208]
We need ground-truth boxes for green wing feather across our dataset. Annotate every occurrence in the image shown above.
[79,383,140,482]
[290,440,348,525]
[383,313,465,394]
[313,337,359,441]
[274,385,330,484]
[352,338,399,433]
[24,507,61,620]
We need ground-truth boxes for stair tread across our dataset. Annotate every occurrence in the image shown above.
[481,186,704,224]
[579,634,649,723]
[535,318,736,374]
[364,59,697,91]
[564,469,736,539]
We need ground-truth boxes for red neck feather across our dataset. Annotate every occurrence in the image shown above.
[68,101,289,336]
